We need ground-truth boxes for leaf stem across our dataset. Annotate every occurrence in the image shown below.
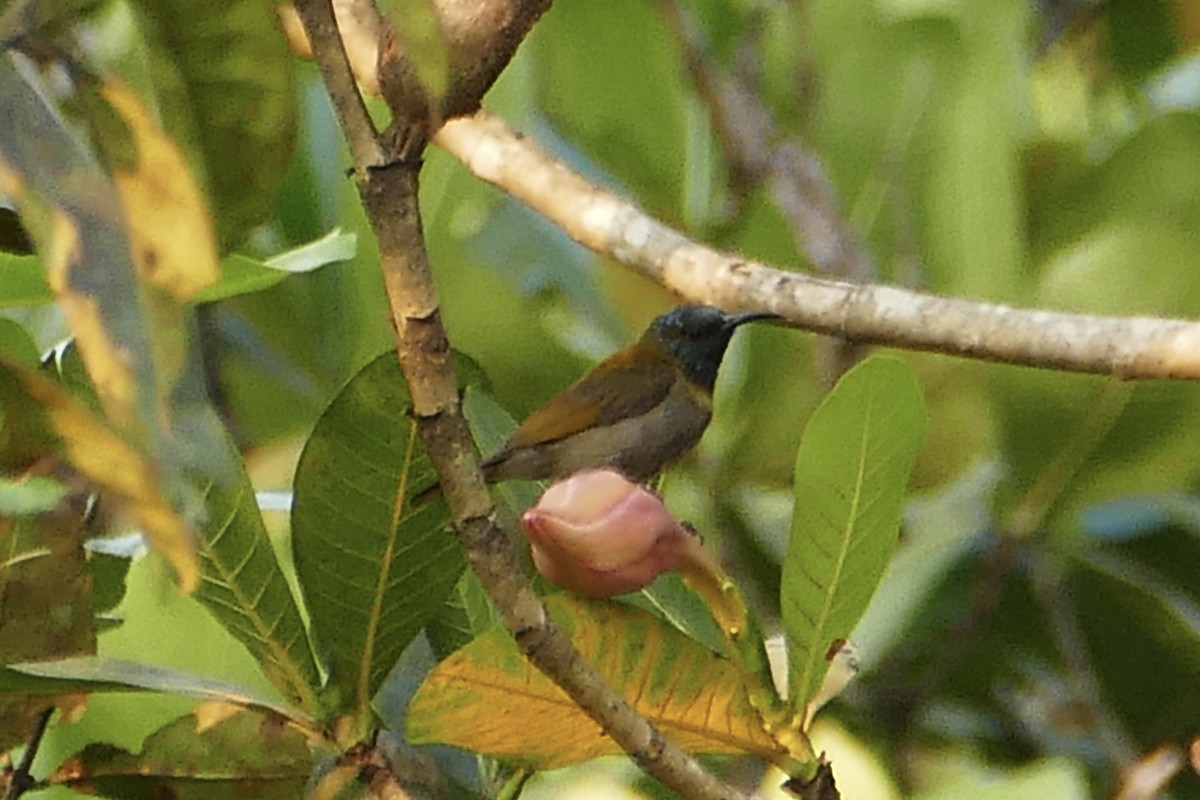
[677,538,817,771]
[3,707,52,800]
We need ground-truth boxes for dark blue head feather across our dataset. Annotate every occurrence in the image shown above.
[645,305,777,391]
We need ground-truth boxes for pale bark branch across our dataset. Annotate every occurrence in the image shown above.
[435,111,1200,381]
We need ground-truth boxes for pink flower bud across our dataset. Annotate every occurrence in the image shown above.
[520,470,692,597]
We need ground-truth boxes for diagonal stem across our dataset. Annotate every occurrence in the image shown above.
[291,2,759,797]
[3,707,52,800]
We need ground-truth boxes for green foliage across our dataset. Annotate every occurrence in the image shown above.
[0,475,68,515]
[291,353,468,726]
[191,423,321,711]
[1,0,1199,798]
[0,255,49,308]
[197,230,358,303]
[782,356,927,712]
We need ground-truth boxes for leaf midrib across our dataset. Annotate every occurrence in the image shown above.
[200,479,317,712]
[356,416,420,720]
[797,399,874,706]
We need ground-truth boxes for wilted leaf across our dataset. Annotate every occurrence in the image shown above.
[0,358,199,590]
[0,53,157,439]
[782,356,927,713]
[50,706,315,799]
[86,79,220,303]
[0,499,94,749]
[0,55,237,595]
[128,0,298,249]
[407,595,783,768]
[292,353,472,724]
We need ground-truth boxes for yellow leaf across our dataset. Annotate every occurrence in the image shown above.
[0,162,143,435]
[0,359,199,592]
[407,595,783,768]
[101,80,219,301]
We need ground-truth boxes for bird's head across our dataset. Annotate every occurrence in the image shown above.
[644,305,779,391]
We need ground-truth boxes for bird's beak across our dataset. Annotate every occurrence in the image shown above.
[725,310,782,329]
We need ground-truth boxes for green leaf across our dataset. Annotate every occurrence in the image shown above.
[127,0,297,250]
[47,706,315,799]
[0,318,38,367]
[1,656,314,727]
[1073,547,1200,744]
[292,353,468,725]
[910,757,1088,800]
[628,572,726,656]
[86,547,132,627]
[530,0,690,214]
[192,422,321,712]
[850,463,998,672]
[407,595,782,768]
[197,229,358,303]
[462,386,541,511]
[0,475,69,515]
[0,253,50,307]
[426,569,497,661]
[782,355,927,712]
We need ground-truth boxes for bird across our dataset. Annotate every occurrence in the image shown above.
[468,304,779,494]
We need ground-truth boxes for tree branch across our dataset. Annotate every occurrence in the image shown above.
[657,0,869,384]
[659,0,871,286]
[292,2,761,797]
[435,110,1200,381]
[291,0,382,171]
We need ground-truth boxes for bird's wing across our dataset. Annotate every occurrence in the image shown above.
[501,347,675,450]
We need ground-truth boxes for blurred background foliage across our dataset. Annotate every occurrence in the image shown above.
[2,0,1200,798]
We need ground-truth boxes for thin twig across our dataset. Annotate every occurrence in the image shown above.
[435,111,1200,381]
[1110,745,1185,800]
[658,0,870,384]
[293,2,761,797]
[3,707,53,800]
[291,0,382,172]
[658,0,872,285]
[1028,553,1136,770]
